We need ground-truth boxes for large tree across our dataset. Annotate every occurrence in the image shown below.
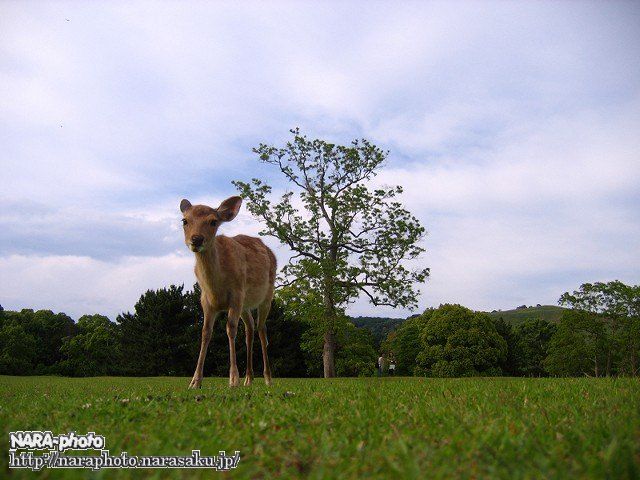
[544,309,608,377]
[559,280,639,376]
[415,304,507,377]
[234,130,429,377]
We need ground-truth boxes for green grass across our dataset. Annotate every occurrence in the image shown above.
[1,376,638,479]
[487,305,567,325]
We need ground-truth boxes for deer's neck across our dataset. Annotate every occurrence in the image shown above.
[195,242,222,296]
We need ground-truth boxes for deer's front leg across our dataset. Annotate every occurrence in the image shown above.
[226,307,241,387]
[189,308,218,389]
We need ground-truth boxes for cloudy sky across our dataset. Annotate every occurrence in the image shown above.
[1,1,639,320]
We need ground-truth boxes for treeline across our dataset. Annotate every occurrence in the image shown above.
[1,280,637,378]
[0,284,376,377]
[382,281,639,377]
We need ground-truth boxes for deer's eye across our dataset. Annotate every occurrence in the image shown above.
[182,219,188,226]
[210,220,217,227]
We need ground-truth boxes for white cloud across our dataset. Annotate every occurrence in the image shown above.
[0,253,192,319]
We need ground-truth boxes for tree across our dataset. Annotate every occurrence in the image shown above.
[234,129,429,377]
[492,317,520,376]
[350,316,406,349]
[416,304,506,377]
[544,309,608,377]
[31,310,75,372]
[382,311,431,375]
[514,319,556,376]
[0,322,37,375]
[300,317,377,377]
[0,309,75,374]
[117,285,198,376]
[59,315,122,376]
[335,324,377,377]
[559,280,640,376]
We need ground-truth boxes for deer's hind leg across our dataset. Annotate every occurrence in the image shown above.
[257,297,273,386]
[240,309,255,386]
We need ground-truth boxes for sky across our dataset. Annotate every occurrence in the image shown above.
[1,1,639,320]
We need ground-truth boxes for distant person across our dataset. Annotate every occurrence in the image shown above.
[377,355,384,376]
[389,360,396,376]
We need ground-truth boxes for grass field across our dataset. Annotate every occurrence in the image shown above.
[1,376,638,479]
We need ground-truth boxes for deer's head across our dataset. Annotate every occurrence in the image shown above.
[179,196,242,253]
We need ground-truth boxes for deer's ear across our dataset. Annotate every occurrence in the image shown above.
[217,196,242,222]
[180,199,192,213]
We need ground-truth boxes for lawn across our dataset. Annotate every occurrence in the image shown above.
[1,376,638,479]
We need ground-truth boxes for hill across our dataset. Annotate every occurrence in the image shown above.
[487,305,567,326]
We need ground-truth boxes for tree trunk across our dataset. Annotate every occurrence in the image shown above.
[322,276,337,378]
[323,330,336,378]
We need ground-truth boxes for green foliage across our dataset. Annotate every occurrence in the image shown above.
[299,317,377,377]
[0,321,37,375]
[233,129,429,375]
[233,129,429,311]
[487,305,566,326]
[349,316,405,349]
[559,280,640,376]
[117,285,198,376]
[492,317,520,376]
[514,319,557,376]
[382,311,430,375]
[0,308,74,374]
[416,304,507,377]
[59,315,121,376]
[29,310,76,372]
[335,324,377,377]
[616,316,640,376]
[116,284,311,378]
[544,309,609,377]
[0,285,312,378]
[1,376,638,479]
[559,280,640,318]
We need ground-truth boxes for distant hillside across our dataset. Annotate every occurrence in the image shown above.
[349,316,408,348]
[486,305,567,326]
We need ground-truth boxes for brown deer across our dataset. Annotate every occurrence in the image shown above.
[179,196,276,387]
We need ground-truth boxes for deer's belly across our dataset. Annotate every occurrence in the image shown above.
[242,283,269,309]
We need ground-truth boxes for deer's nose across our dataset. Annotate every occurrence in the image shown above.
[190,235,204,247]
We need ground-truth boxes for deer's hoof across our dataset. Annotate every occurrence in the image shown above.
[229,372,240,387]
[188,377,202,389]
[264,377,272,387]
[243,376,253,386]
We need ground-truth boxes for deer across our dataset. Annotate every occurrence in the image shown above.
[179,196,276,388]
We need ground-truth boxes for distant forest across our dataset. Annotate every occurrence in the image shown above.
[349,316,408,348]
